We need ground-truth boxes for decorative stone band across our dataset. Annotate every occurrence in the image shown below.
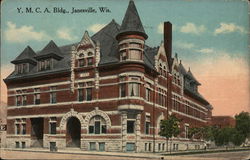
[118,104,144,111]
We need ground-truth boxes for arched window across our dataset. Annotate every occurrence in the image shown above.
[89,115,107,134]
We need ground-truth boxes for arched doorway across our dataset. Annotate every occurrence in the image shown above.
[66,117,81,148]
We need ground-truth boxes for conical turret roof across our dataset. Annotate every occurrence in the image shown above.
[116,0,147,40]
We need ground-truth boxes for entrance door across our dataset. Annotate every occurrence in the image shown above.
[66,117,81,148]
[31,118,44,147]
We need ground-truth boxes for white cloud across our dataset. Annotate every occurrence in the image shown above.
[87,24,106,33]
[157,23,164,34]
[175,41,195,49]
[214,23,246,35]
[56,28,77,41]
[197,48,215,54]
[157,23,176,34]
[180,23,206,35]
[4,21,50,43]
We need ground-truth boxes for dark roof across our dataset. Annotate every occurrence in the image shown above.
[184,87,210,105]
[11,46,37,65]
[144,45,158,69]
[35,40,63,60]
[187,69,201,85]
[116,0,148,40]
[178,62,187,75]
[92,19,120,65]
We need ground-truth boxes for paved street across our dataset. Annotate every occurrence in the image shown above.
[0,149,249,160]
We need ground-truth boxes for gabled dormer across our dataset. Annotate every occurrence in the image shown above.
[171,53,181,86]
[75,31,99,68]
[154,42,168,77]
[11,46,37,74]
[186,68,201,92]
[34,40,63,71]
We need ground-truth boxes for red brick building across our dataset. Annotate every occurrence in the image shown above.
[4,0,212,152]
[212,116,235,129]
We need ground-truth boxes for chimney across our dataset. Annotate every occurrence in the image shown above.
[164,21,172,67]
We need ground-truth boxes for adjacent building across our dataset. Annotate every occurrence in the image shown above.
[211,116,235,129]
[4,0,212,152]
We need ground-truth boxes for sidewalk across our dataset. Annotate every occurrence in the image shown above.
[2,148,162,159]
[2,147,250,159]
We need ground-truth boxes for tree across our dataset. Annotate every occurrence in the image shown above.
[213,127,234,146]
[231,129,245,146]
[235,112,250,139]
[188,126,216,141]
[159,114,181,152]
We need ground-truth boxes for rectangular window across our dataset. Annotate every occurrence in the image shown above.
[41,61,45,71]
[121,51,127,61]
[185,125,189,138]
[162,143,165,151]
[145,143,147,151]
[16,142,20,148]
[89,126,94,134]
[22,142,26,148]
[78,89,84,101]
[127,120,135,134]
[145,115,150,135]
[22,95,27,106]
[145,122,150,135]
[120,83,126,97]
[146,88,150,101]
[99,142,105,151]
[51,92,57,104]
[126,143,135,152]
[128,83,139,97]
[49,122,56,134]
[16,96,21,106]
[86,88,92,101]
[22,124,26,134]
[158,143,161,151]
[50,86,57,104]
[149,143,151,151]
[90,142,96,151]
[94,121,100,134]
[34,94,40,105]
[45,59,51,70]
[87,57,93,66]
[17,64,22,74]
[16,124,20,134]
[101,125,107,134]
[79,59,85,67]
[23,64,27,73]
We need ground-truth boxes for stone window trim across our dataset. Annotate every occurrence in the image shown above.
[15,118,26,135]
[145,115,150,135]
[184,123,189,139]
[88,115,107,134]
[50,86,57,104]
[83,108,112,134]
[119,83,126,97]
[49,117,57,135]
[127,113,137,134]
[16,95,22,106]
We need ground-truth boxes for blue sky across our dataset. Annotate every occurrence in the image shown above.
[1,0,249,115]
[1,0,248,64]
